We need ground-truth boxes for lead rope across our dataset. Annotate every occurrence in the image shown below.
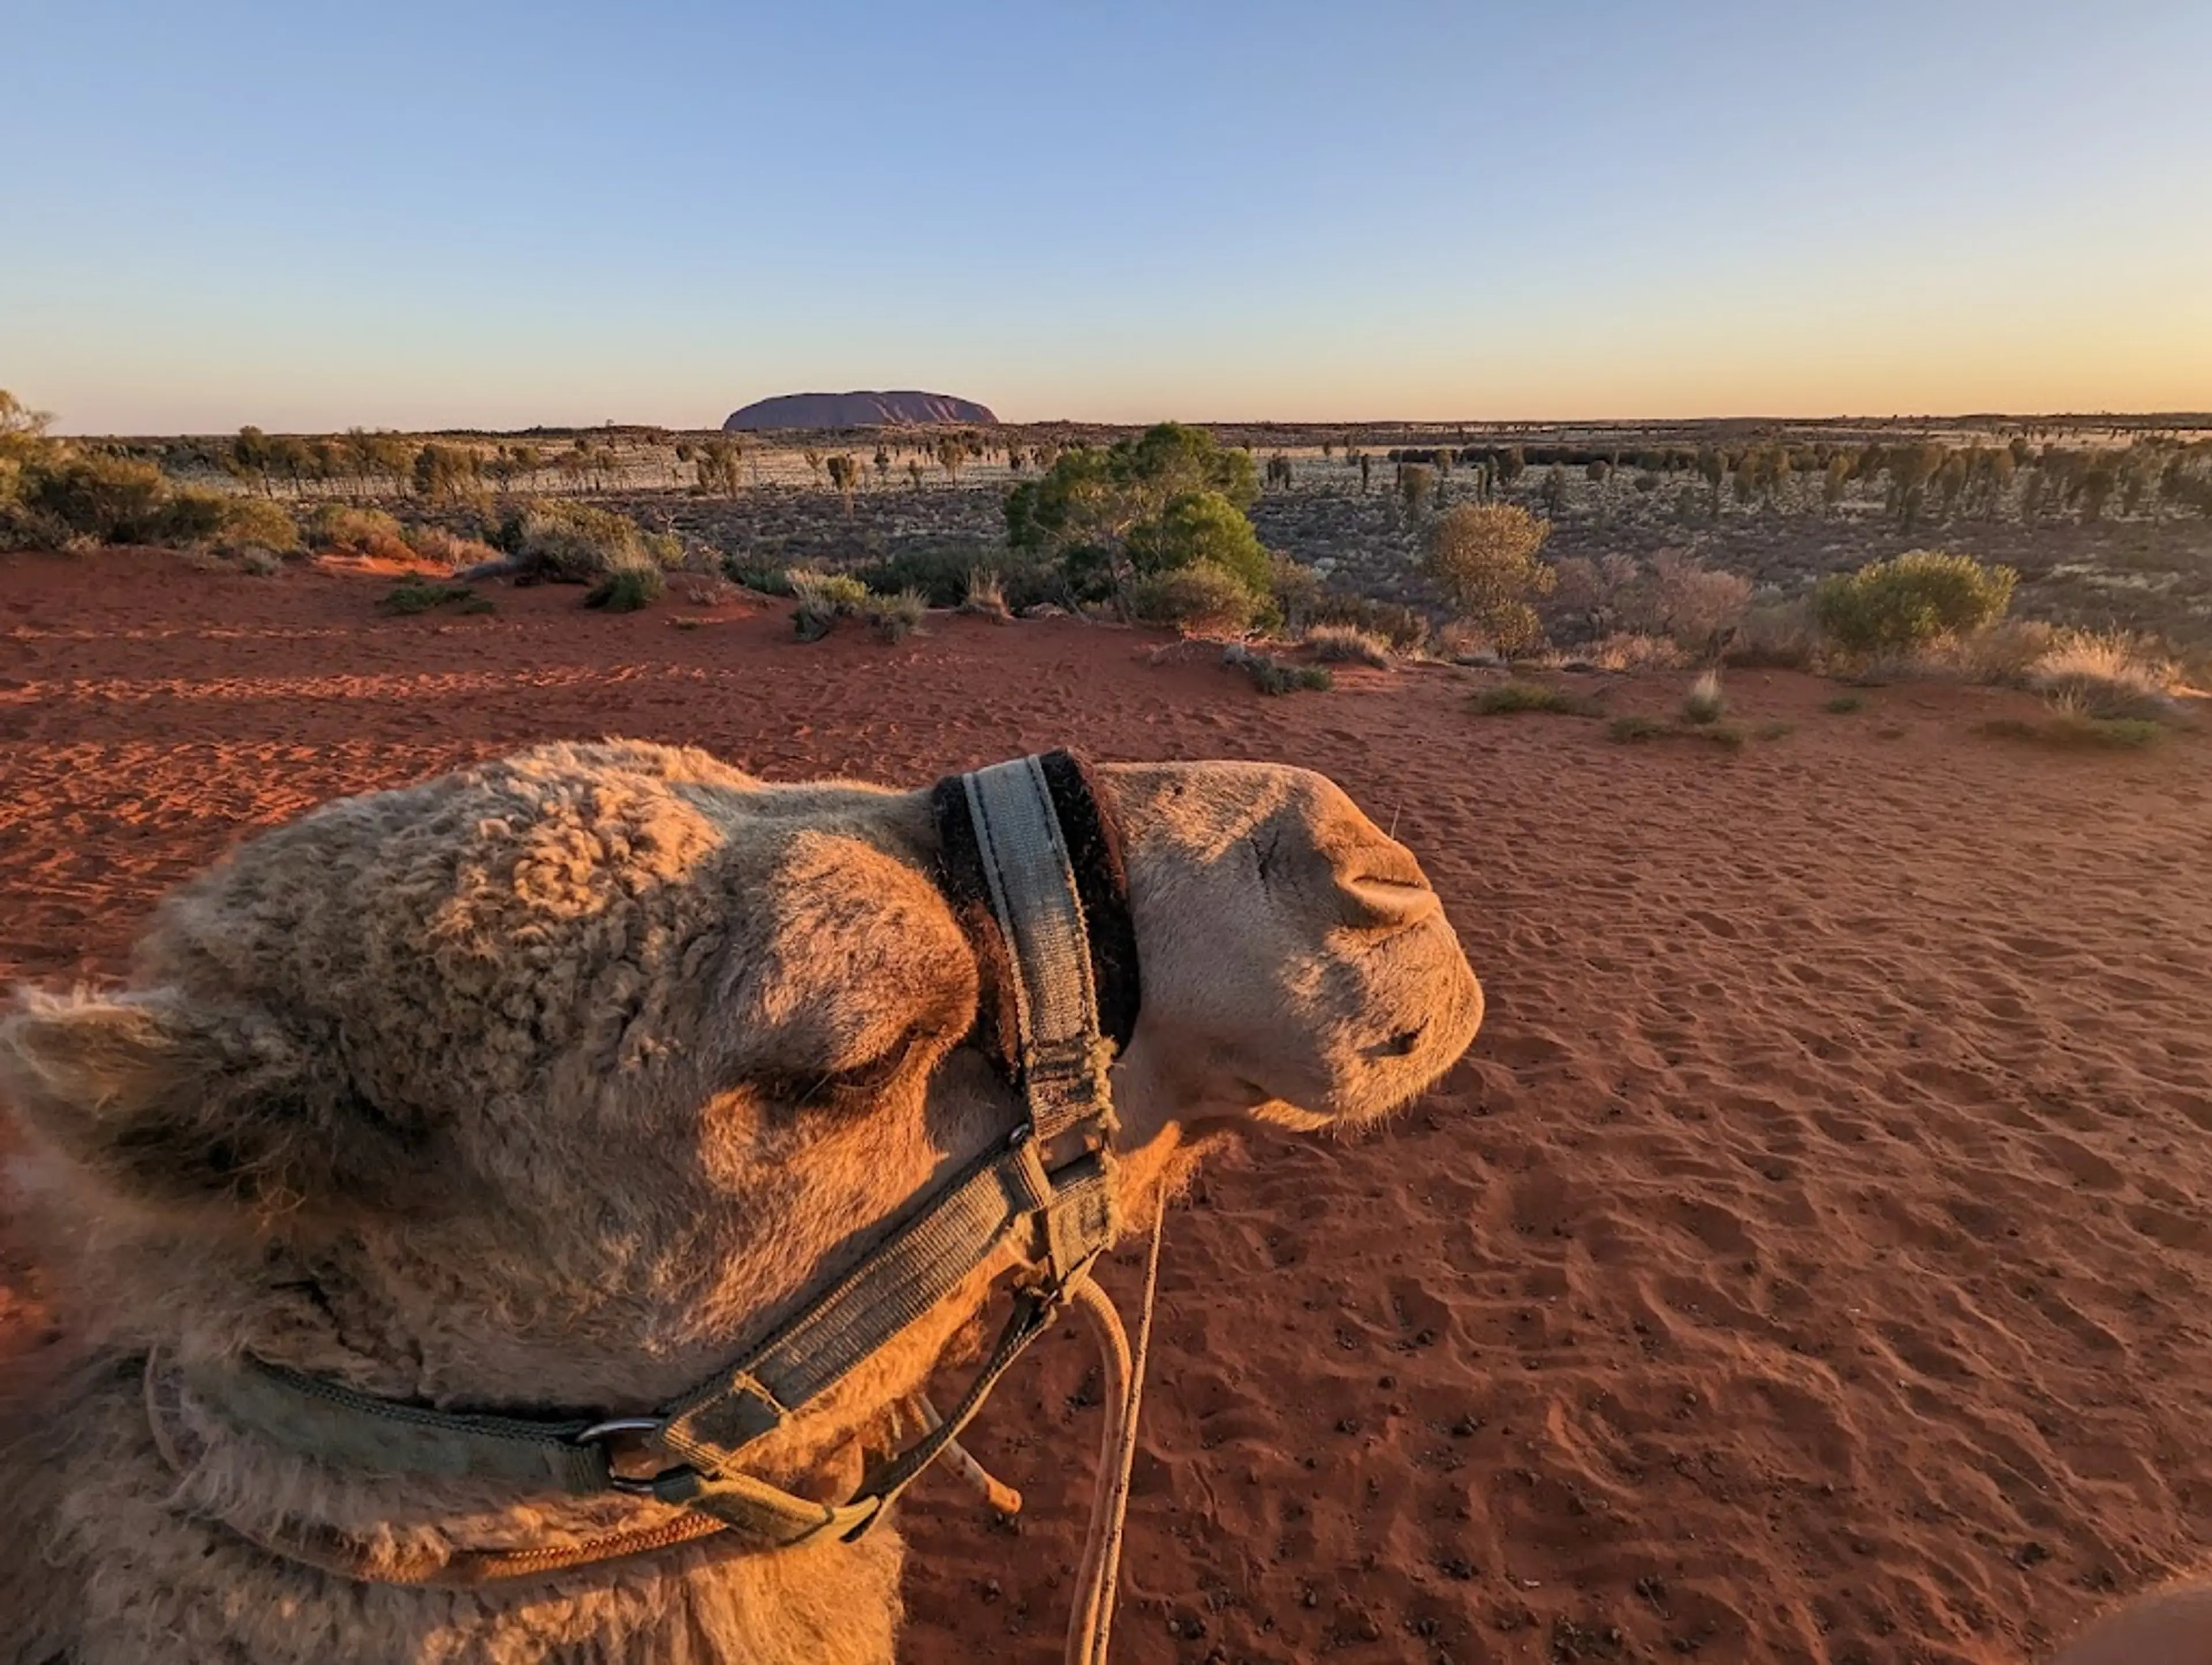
[1063,1204,1166,1665]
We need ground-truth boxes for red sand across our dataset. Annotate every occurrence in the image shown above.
[5,551,2211,1663]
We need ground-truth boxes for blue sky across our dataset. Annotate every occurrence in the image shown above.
[6,0,2208,432]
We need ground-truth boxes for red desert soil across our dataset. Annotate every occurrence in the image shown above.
[4,552,2210,1664]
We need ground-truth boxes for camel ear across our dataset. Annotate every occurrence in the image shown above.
[0,988,411,1216]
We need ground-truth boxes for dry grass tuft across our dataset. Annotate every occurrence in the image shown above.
[2027,631,2184,722]
[1681,669,1727,725]
[861,586,927,643]
[1583,632,1687,673]
[959,568,1013,623]
[1824,693,1863,715]
[1302,624,1394,667]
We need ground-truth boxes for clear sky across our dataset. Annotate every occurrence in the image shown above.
[6,0,2209,433]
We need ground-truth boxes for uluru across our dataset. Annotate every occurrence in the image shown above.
[721,390,997,430]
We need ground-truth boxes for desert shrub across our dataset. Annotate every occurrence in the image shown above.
[400,522,499,570]
[1131,562,1260,635]
[861,586,927,643]
[791,571,870,640]
[1824,693,1864,714]
[2027,630,2183,722]
[308,504,405,549]
[1469,681,1584,716]
[725,558,796,596]
[1308,593,1430,654]
[1978,712,2164,750]
[1423,503,1555,654]
[854,543,1002,607]
[213,495,302,555]
[1303,624,1392,666]
[1609,713,1743,749]
[1583,633,1685,672]
[1222,643,1331,695]
[1681,669,1726,725]
[667,572,741,607]
[1725,596,1820,669]
[381,578,494,616]
[510,500,675,583]
[1268,556,1325,635]
[19,452,171,543]
[1622,552,1751,649]
[960,567,1011,621]
[584,567,664,612]
[154,486,231,544]
[237,548,285,577]
[1813,551,2016,655]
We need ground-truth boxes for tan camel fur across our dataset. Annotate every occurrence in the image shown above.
[0,742,1482,1665]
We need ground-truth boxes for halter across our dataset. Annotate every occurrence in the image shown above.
[149,750,1157,1662]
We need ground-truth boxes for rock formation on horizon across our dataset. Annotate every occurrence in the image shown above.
[721,390,997,431]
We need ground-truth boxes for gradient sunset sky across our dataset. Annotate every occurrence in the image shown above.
[7,0,2208,434]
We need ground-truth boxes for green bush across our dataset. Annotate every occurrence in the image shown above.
[510,501,677,582]
[851,543,1025,608]
[381,578,494,616]
[1125,490,1272,596]
[1131,562,1260,635]
[1470,681,1584,716]
[19,452,171,543]
[584,567,665,611]
[1813,551,2016,654]
[213,495,301,555]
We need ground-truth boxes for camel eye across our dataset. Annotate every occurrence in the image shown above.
[747,1022,938,1116]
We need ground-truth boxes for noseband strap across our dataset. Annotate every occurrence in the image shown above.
[158,750,1145,1602]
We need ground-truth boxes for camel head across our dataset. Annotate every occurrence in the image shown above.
[0,742,1480,1488]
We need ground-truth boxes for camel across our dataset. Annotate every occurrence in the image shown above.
[0,741,1482,1665]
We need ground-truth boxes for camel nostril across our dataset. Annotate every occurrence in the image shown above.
[1341,874,1439,930]
[1371,1023,1425,1059]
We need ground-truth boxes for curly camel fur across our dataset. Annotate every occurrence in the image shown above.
[0,741,1482,1664]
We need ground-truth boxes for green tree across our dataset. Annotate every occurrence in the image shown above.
[1005,422,1266,610]
[230,426,274,495]
[1398,462,1434,519]
[935,434,967,484]
[1696,445,1725,515]
[696,438,743,498]
[1422,503,1556,654]
[825,453,861,513]
[1540,464,1569,519]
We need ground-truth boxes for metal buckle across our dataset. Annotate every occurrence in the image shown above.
[573,1417,694,1497]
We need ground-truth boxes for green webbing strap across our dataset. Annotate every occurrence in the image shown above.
[183,1356,612,1495]
[658,1135,1063,1471]
[961,757,1121,1158]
